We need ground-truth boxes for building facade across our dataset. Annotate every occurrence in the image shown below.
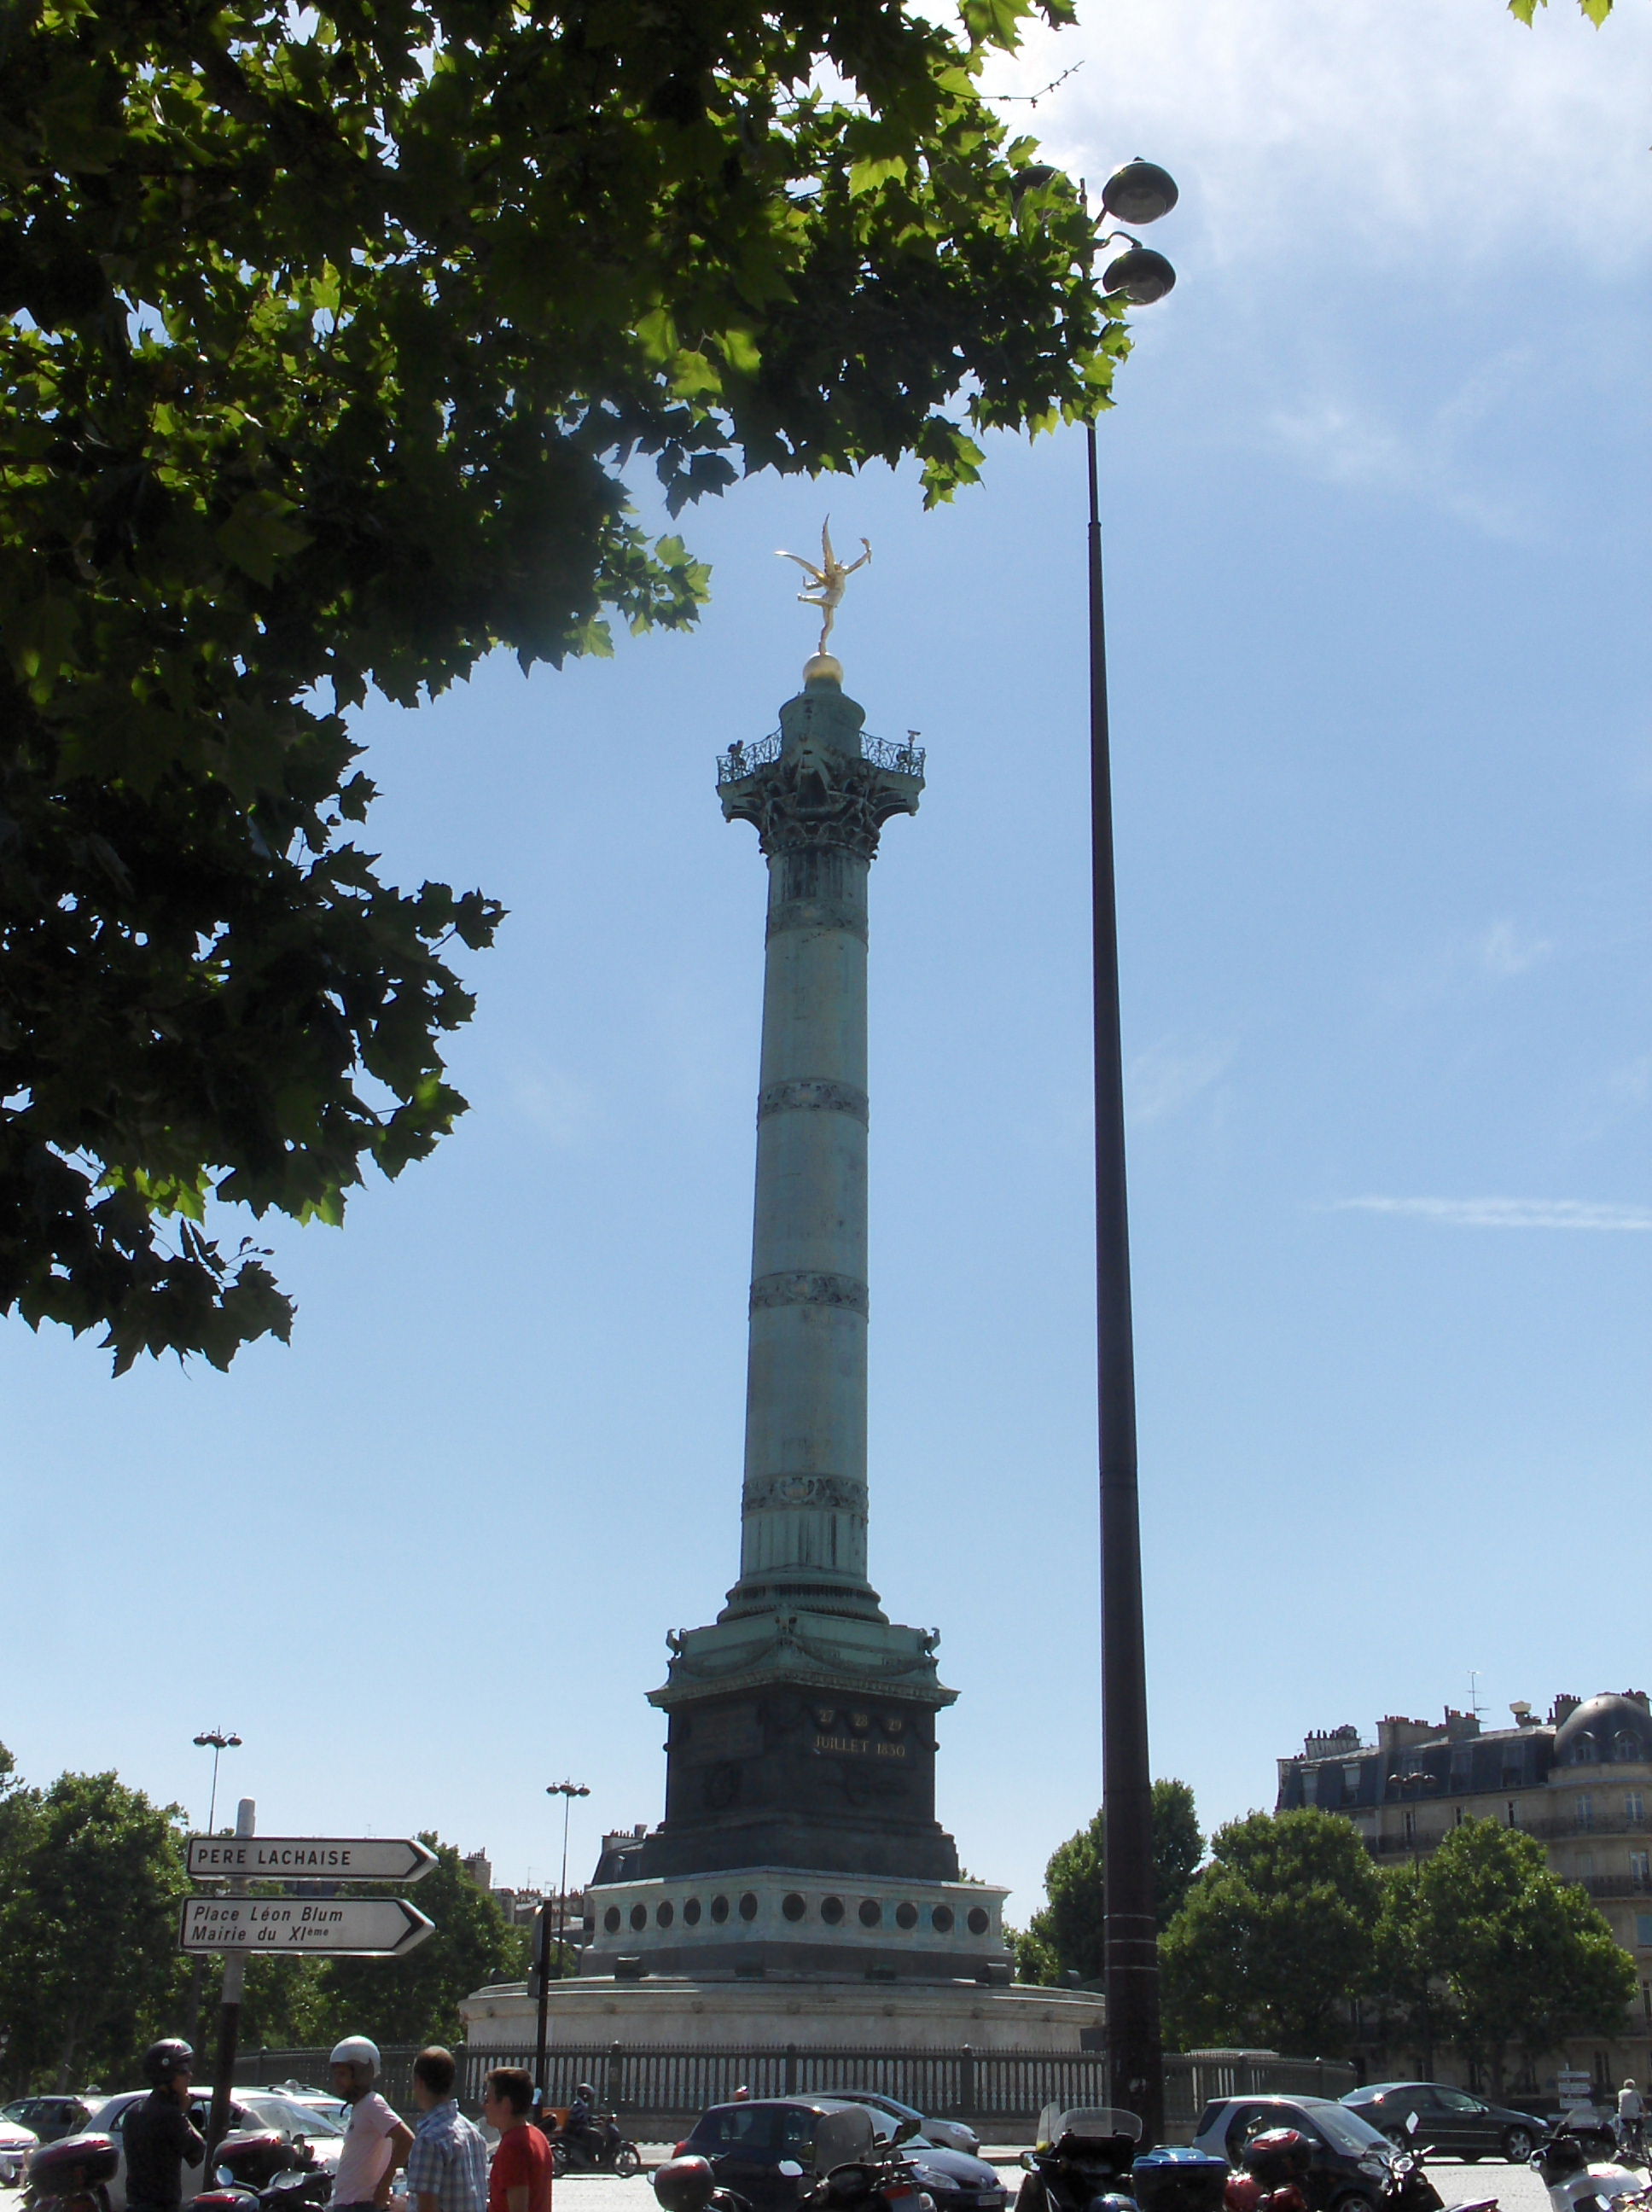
[1277,1691,1652,2093]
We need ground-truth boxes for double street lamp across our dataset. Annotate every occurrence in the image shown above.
[1082,156,1178,2147]
[192,1729,242,1837]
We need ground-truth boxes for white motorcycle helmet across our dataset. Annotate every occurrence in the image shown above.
[330,2036,381,2080]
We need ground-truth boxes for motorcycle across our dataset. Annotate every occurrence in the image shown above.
[798,2143,935,2212]
[1016,2107,1144,2212]
[544,2110,642,2180]
[189,2128,334,2212]
[1532,2133,1652,2212]
[21,2136,118,2212]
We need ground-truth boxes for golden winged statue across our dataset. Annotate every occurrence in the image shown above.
[776,518,871,657]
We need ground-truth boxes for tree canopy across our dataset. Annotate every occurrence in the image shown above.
[1377,1819,1635,2095]
[0,1746,523,2092]
[1015,1778,1203,1983]
[1160,1807,1381,2058]
[0,1765,190,2091]
[1,0,1124,1371]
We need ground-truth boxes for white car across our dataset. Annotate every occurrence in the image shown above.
[830,2092,982,2158]
[0,2119,38,2191]
[84,2091,344,2212]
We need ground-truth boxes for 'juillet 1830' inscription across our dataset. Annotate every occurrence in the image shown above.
[814,1735,907,1759]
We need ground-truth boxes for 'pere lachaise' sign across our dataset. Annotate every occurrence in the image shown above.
[186,1835,437,1882]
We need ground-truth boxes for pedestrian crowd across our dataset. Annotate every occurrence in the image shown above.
[128,2035,555,2212]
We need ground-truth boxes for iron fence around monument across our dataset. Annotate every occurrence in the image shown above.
[454,2044,1355,2138]
[230,2040,1352,2139]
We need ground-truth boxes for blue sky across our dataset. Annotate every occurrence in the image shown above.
[5,0,1649,1932]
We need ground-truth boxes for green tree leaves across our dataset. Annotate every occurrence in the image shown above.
[0,1753,525,2092]
[1014,1778,1203,1984]
[0,1768,190,2091]
[1508,0,1614,22]
[1376,1819,1635,2094]
[2,0,1117,1367]
[1160,1807,1381,2058]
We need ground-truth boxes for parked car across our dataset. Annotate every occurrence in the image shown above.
[83,2090,342,2212]
[0,2117,38,2190]
[892,2142,1007,2212]
[829,2095,980,2160]
[1192,2096,1398,2212]
[1341,2086,1549,2165]
[2,2105,93,2151]
[676,2098,880,2212]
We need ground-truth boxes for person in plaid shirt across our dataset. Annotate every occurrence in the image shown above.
[406,2049,487,2212]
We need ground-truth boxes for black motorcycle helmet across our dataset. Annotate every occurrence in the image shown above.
[143,2040,195,2089]
[653,2157,717,2212]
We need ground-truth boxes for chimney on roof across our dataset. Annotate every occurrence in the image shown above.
[1551,1695,1582,1726]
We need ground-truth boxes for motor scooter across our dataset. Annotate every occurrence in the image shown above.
[543,2107,642,2179]
[1532,2133,1652,2212]
[1015,2107,1143,2212]
[189,2128,333,2212]
[21,2134,117,2212]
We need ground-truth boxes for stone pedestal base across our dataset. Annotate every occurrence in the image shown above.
[581,1865,1009,1980]
[462,1972,1105,2056]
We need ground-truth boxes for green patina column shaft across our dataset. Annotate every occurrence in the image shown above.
[717,662,921,1621]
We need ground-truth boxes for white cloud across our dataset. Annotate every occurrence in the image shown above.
[510,1068,596,1148]
[986,0,1652,279]
[1127,1035,1236,1125]
[1477,918,1554,977]
[1330,1195,1652,1230]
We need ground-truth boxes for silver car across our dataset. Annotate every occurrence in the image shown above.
[84,2091,344,2212]
[830,2092,982,2159]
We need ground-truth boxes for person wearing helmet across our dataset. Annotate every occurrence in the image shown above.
[124,2041,204,2212]
[330,2037,413,2212]
[566,2085,604,2169]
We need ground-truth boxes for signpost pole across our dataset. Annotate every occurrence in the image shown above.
[206,1799,255,2169]
[532,1906,552,2108]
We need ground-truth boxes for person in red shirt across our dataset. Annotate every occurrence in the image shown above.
[482,2069,553,2212]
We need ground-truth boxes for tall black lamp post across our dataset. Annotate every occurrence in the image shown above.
[1085,157,1178,2148]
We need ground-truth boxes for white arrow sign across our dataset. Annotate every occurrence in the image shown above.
[187,1836,438,1883]
[179,1895,434,1957]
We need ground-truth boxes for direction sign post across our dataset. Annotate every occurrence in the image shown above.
[205,1799,255,2173]
[180,1895,434,1958]
[187,1836,437,1883]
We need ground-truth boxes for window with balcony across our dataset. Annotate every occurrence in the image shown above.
[1631,1852,1650,1886]
[1627,1792,1646,1822]
[1577,1795,1597,1830]
[1636,1915,1652,1947]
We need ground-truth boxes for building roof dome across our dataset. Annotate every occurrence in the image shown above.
[1555,1692,1652,1767]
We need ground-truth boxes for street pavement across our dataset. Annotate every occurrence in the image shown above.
[550,2150,1556,2212]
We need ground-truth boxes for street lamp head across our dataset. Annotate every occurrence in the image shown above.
[1101,160,1179,226]
[194,1730,242,1750]
[546,1781,590,1798]
[1102,246,1177,306]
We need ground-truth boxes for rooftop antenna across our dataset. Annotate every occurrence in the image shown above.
[1469,1669,1486,1722]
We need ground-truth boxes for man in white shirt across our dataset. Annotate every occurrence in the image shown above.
[329,2035,414,2211]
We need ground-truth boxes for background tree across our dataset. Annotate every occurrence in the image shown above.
[0,0,1126,1370]
[1015,1778,1203,1983]
[1397,1819,1635,2096]
[311,1839,526,2047]
[1160,1807,1379,2058]
[1370,1860,1456,2081]
[0,1769,189,2092]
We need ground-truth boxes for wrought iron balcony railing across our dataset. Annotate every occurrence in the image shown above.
[717,731,926,785]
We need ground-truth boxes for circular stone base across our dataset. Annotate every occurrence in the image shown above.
[462,1972,1104,2054]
